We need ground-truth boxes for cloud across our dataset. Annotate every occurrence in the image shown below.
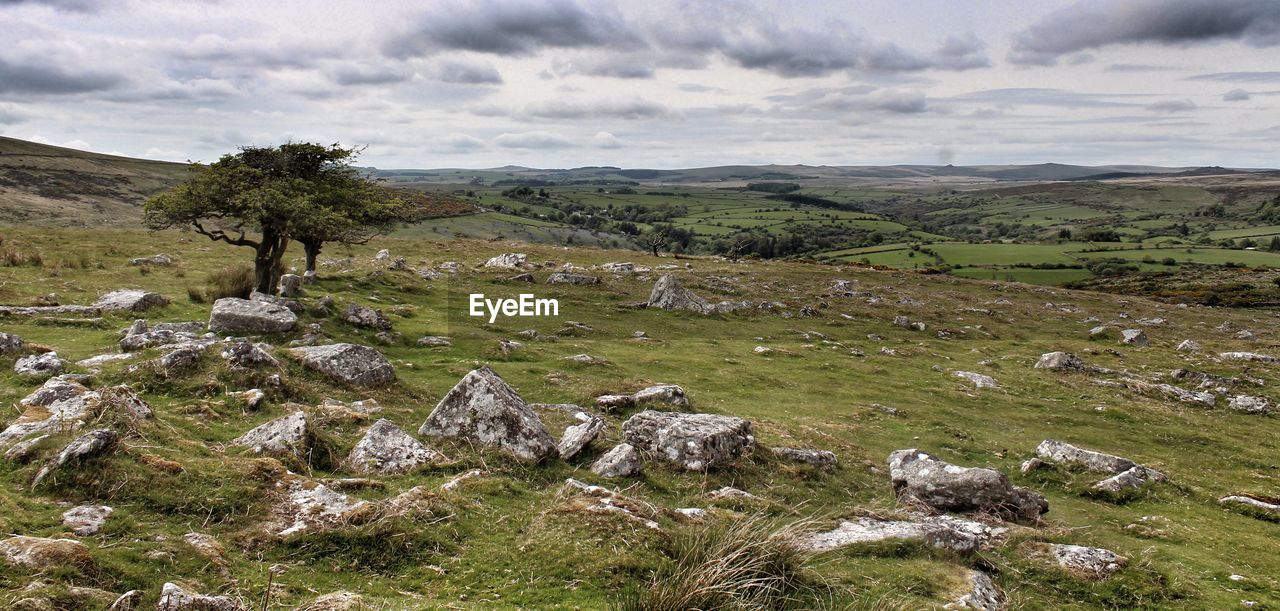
[441,133,487,151]
[0,104,30,124]
[1187,71,1280,82]
[1106,63,1178,72]
[328,63,414,86]
[1223,88,1251,101]
[1010,0,1280,65]
[494,130,576,149]
[1146,99,1197,113]
[523,97,676,120]
[0,56,125,95]
[809,89,929,114]
[952,88,1145,109]
[929,34,991,70]
[552,54,654,79]
[426,58,503,84]
[591,131,622,148]
[384,0,641,58]
[0,0,102,12]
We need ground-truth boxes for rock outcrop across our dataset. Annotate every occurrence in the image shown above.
[590,443,643,478]
[33,428,118,487]
[417,366,557,461]
[92,289,168,312]
[0,535,93,570]
[14,352,64,380]
[289,344,395,387]
[232,411,308,456]
[62,505,113,536]
[647,274,710,313]
[888,449,1047,523]
[156,582,243,610]
[802,514,1007,554]
[208,297,297,334]
[771,447,837,470]
[1044,543,1126,578]
[346,419,442,474]
[622,410,755,470]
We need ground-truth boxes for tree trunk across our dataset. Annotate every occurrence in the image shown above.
[253,228,289,295]
[303,239,322,275]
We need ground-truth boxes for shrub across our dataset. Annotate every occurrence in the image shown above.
[206,264,254,300]
[186,286,207,304]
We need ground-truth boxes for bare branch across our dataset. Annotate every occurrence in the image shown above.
[193,221,259,248]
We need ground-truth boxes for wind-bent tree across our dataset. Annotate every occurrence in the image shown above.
[144,143,420,294]
[294,187,438,279]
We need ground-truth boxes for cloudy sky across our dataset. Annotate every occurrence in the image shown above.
[2,0,1278,169]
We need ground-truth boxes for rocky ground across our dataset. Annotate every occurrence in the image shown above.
[0,226,1278,609]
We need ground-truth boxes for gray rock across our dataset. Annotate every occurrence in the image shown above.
[1175,339,1201,352]
[0,332,24,354]
[1089,325,1120,340]
[590,443,643,477]
[647,274,710,313]
[772,447,837,469]
[159,346,203,371]
[547,272,600,285]
[1228,395,1272,414]
[33,428,117,487]
[1219,495,1279,514]
[1035,439,1165,481]
[208,298,297,334]
[233,411,307,455]
[19,376,88,407]
[803,515,1007,555]
[1220,351,1278,364]
[346,419,442,474]
[1121,329,1149,346]
[289,343,395,387]
[558,416,606,459]
[219,341,278,368]
[594,394,636,410]
[417,366,557,461]
[3,385,148,448]
[563,353,607,365]
[622,410,755,471]
[1093,466,1156,493]
[632,384,689,406]
[374,248,391,261]
[93,289,168,312]
[119,327,198,351]
[279,273,303,297]
[341,303,392,330]
[108,590,143,611]
[61,505,113,536]
[954,371,998,389]
[946,570,1003,610]
[508,272,534,282]
[14,352,64,380]
[156,582,243,610]
[1046,543,1126,578]
[130,254,172,266]
[888,449,1048,523]
[484,253,527,269]
[1035,351,1085,371]
[0,535,92,570]
[416,336,453,347]
[77,353,136,368]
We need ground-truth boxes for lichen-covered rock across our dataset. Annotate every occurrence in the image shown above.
[954,371,998,389]
[219,341,278,368]
[417,366,557,461]
[279,274,303,297]
[945,570,1003,610]
[1175,339,1201,352]
[62,505,113,536]
[484,253,527,269]
[802,515,1008,554]
[1035,439,1165,481]
[772,447,837,470]
[233,411,307,455]
[590,443,642,477]
[622,410,755,471]
[1121,329,1149,346]
[1093,466,1157,493]
[1228,395,1272,414]
[0,331,24,354]
[558,415,606,460]
[547,272,600,285]
[208,297,297,334]
[3,385,148,450]
[1089,325,1121,340]
[0,535,93,570]
[33,428,118,487]
[632,384,689,406]
[1035,351,1085,371]
[277,480,369,537]
[156,582,243,610]
[346,419,442,474]
[1045,543,1126,578]
[19,376,88,407]
[341,303,392,330]
[289,343,395,387]
[1219,351,1278,364]
[888,449,1048,523]
[647,274,710,313]
[92,289,168,312]
[416,336,453,347]
[14,352,64,380]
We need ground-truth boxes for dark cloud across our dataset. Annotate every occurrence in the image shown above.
[0,0,102,12]
[1011,0,1280,65]
[1106,63,1178,72]
[929,34,991,71]
[328,64,414,86]
[552,55,654,79]
[1146,99,1198,113]
[1223,88,1251,101]
[0,56,125,95]
[1187,71,1280,82]
[383,0,641,58]
[808,89,928,114]
[428,59,503,84]
[523,97,675,120]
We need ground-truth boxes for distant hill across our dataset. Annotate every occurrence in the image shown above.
[0,136,190,226]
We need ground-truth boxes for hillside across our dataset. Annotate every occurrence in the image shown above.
[0,227,1278,608]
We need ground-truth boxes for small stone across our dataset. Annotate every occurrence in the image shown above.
[484,253,527,269]
[1121,329,1149,346]
[1035,351,1085,371]
[346,419,442,474]
[14,352,64,380]
[1176,339,1201,352]
[771,447,837,469]
[416,336,453,347]
[590,443,643,477]
[156,582,242,610]
[558,416,606,460]
[954,371,998,389]
[233,411,307,455]
[61,505,113,536]
[1045,543,1126,578]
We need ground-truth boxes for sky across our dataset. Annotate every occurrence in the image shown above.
[1,0,1278,169]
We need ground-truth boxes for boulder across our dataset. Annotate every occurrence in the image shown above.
[33,428,118,487]
[289,344,395,387]
[62,505,113,536]
[1035,352,1085,371]
[14,352,64,380]
[1045,543,1126,578]
[159,345,203,371]
[1088,325,1120,340]
[801,514,1006,555]
[0,331,25,353]
[346,419,442,474]
[1093,466,1157,493]
[954,371,998,389]
[92,289,168,312]
[484,253,527,269]
[1175,339,1201,353]
[772,447,837,470]
[1228,395,1272,414]
[129,254,171,266]
[622,410,755,471]
[945,570,1003,611]
[632,384,689,406]
[888,449,1047,523]
[277,480,369,537]
[1219,351,1278,364]
[590,443,642,477]
[156,583,243,611]
[233,411,307,455]
[416,336,453,347]
[1219,495,1279,514]
[0,535,93,570]
[417,366,557,461]
[547,272,600,285]
[374,248,391,261]
[558,416,606,460]
[219,341,278,369]
[208,298,297,334]
[279,274,303,297]
[1034,440,1165,481]
[19,376,88,407]
[647,274,710,313]
[1120,329,1149,346]
[341,303,392,330]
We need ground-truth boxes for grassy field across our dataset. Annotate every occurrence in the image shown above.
[0,227,1278,608]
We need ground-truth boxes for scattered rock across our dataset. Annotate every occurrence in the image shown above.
[508,272,534,282]
[954,371,998,389]
[77,353,136,368]
[1176,339,1201,353]
[945,570,1003,611]
[219,341,278,368]
[1236,330,1257,341]
[32,428,117,487]
[62,505,112,536]
[559,478,661,530]
[233,411,308,456]
[416,336,453,347]
[289,343,395,387]
[92,289,168,312]
[558,416,606,460]
[279,273,303,297]
[0,331,24,353]
[0,535,93,570]
[632,384,688,406]
[647,274,710,313]
[1121,329,1149,346]
[341,303,392,330]
[622,410,755,471]
[888,449,1047,523]
[1227,395,1272,415]
[547,272,600,285]
[1089,325,1121,340]
[107,590,143,611]
[346,419,442,474]
[1035,440,1166,481]
[156,582,243,610]
[1219,495,1279,514]
[129,254,171,266]
[298,591,365,611]
[707,486,759,500]
[594,394,635,410]
[1035,352,1085,371]
[498,339,523,355]
[1044,543,1126,578]
[1093,466,1158,493]
[772,447,837,470]
[417,366,557,461]
[208,298,297,334]
[590,443,643,478]
[484,253,527,269]
[19,376,88,407]
[1220,351,1278,364]
[14,352,64,380]
[277,480,369,537]
[563,353,607,365]
[182,533,227,568]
